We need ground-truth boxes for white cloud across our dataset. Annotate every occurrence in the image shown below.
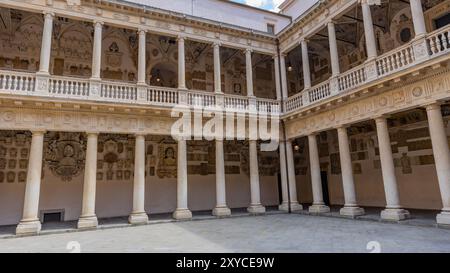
[241,0,284,12]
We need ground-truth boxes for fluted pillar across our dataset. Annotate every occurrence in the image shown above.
[245,49,254,97]
[337,126,365,217]
[213,140,231,216]
[129,134,149,224]
[375,117,410,221]
[425,104,450,226]
[91,21,103,80]
[247,140,265,214]
[308,134,330,213]
[78,132,99,229]
[327,21,340,77]
[38,12,54,74]
[173,139,192,219]
[16,131,45,235]
[361,0,377,60]
[301,39,311,89]
[137,30,147,85]
[213,42,222,94]
[178,36,187,90]
[410,0,427,38]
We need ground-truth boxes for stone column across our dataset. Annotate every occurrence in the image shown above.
[178,36,187,90]
[247,140,266,214]
[173,139,192,219]
[38,12,54,74]
[327,21,340,77]
[245,49,254,97]
[308,134,330,213]
[361,0,377,60]
[273,54,282,100]
[285,141,303,211]
[129,134,149,224]
[78,132,99,229]
[278,141,289,211]
[425,103,450,226]
[213,140,231,216]
[213,42,222,94]
[91,21,103,80]
[410,0,427,38]
[375,117,410,221]
[301,39,311,89]
[337,126,365,217]
[137,29,147,85]
[279,54,288,99]
[16,131,45,235]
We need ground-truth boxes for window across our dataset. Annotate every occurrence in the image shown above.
[267,24,275,34]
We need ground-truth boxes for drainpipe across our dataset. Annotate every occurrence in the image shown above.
[277,39,292,214]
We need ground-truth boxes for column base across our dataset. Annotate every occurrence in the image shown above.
[340,206,365,217]
[380,208,410,221]
[278,202,303,212]
[173,209,192,220]
[308,204,330,214]
[77,215,98,230]
[128,212,149,225]
[212,206,231,217]
[16,219,42,235]
[247,204,266,214]
[436,211,450,227]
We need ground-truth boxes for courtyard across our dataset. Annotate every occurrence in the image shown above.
[1,213,449,253]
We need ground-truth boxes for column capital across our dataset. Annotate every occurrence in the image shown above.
[85,131,100,136]
[93,20,104,27]
[135,133,147,138]
[423,101,443,111]
[137,28,147,35]
[177,35,186,42]
[374,114,391,123]
[42,11,55,19]
[244,48,253,54]
[326,19,337,26]
[212,41,221,47]
[300,38,309,44]
[30,130,46,136]
[334,124,351,130]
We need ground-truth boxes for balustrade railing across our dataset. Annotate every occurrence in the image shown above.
[427,26,450,57]
[0,70,35,94]
[257,98,280,114]
[49,76,89,98]
[187,91,216,108]
[308,81,330,103]
[2,25,450,116]
[376,44,415,76]
[224,95,249,111]
[284,92,303,112]
[147,86,179,106]
[101,81,137,102]
[338,66,366,92]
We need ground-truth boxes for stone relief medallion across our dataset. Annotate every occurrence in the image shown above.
[44,132,86,181]
[412,86,423,97]
[157,139,177,179]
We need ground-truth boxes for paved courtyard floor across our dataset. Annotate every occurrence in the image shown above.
[1,213,450,253]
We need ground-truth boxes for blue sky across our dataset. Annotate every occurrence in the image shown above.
[231,0,284,12]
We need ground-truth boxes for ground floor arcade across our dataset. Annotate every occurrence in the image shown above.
[0,102,449,236]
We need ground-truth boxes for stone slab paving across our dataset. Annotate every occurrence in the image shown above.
[0,214,450,253]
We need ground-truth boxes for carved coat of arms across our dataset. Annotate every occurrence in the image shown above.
[44,132,86,181]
